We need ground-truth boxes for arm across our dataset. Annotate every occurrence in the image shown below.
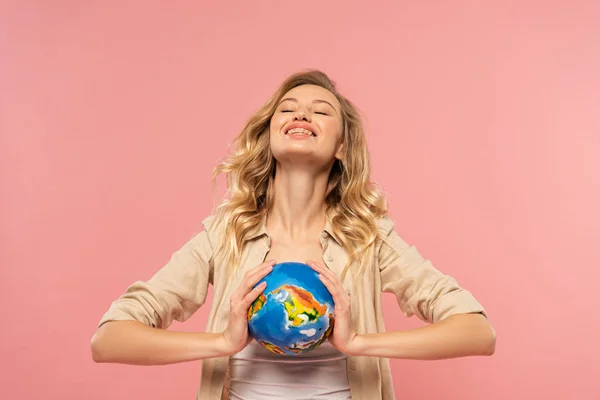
[91,259,275,365]
[349,313,495,359]
[91,223,216,365]
[370,225,496,359]
[91,222,275,365]
[91,320,232,365]
[309,218,496,359]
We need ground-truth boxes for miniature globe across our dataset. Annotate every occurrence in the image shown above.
[247,262,335,356]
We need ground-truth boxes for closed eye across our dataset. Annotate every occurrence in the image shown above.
[315,111,329,115]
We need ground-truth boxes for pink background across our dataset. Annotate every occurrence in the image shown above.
[2,1,599,399]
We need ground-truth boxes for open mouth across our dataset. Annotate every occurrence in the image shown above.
[285,127,316,137]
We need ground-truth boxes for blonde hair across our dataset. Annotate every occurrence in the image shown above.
[211,70,388,279]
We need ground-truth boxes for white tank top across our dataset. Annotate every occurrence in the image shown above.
[228,340,352,400]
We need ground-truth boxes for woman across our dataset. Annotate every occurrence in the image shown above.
[91,70,496,400]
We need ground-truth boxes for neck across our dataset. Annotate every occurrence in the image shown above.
[267,164,330,242]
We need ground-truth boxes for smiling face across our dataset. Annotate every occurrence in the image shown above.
[269,84,344,169]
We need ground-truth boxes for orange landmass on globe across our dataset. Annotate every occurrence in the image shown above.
[260,340,285,355]
[273,284,327,327]
[248,293,266,319]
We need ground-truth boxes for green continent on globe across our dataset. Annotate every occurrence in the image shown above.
[285,312,335,354]
[272,285,327,327]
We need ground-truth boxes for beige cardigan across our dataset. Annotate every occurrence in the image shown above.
[98,215,487,399]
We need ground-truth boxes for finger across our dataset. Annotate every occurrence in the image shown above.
[318,273,350,306]
[248,262,274,285]
[317,273,345,299]
[306,260,335,279]
[239,261,275,293]
[307,261,344,294]
[306,260,326,270]
[247,260,276,278]
[249,261,275,279]
[254,259,277,271]
[306,260,322,271]
[241,281,267,309]
[307,260,341,285]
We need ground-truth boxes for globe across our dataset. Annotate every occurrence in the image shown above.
[247,262,335,356]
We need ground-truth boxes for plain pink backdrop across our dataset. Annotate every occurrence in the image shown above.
[1,1,599,399]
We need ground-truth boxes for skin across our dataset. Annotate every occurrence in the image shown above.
[90,84,495,366]
[90,260,275,364]
[308,261,496,359]
[264,85,345,261]
[267,84,495,359]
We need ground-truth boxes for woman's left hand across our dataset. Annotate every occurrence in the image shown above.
[306,260,360,355]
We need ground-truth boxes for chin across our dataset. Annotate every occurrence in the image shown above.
[273,149,329,167]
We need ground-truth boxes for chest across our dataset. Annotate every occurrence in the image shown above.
[264,238,325,265]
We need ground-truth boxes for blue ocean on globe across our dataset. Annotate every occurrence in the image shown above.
[247,262,335,356]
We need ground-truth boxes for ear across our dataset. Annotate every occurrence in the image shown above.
[335,142,344,161]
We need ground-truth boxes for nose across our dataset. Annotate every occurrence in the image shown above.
[293,109,311,122]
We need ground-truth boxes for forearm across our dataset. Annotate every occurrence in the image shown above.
[350,313,496,359]
[91,320,231,365]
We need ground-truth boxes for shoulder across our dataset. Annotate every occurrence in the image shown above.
[200,214,221,237]
[187,215,220,251]
[201,214,217,232]
[375,214,396,236]
[374,215,411,259]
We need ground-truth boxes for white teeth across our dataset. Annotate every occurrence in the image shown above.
[286,128,315,136]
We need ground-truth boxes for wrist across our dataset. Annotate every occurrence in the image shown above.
[214,333,236,357]
[344,334,368,356]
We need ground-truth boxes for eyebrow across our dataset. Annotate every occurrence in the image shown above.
[279,97,338,114]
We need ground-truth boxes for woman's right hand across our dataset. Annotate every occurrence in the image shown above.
[219,260,276,355]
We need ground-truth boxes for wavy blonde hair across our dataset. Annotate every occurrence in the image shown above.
[210,70,388,279]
